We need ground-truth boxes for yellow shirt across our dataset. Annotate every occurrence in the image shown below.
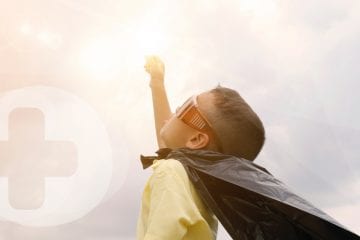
[137,159,218,240]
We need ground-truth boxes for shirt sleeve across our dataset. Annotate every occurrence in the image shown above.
[143,160,205,240]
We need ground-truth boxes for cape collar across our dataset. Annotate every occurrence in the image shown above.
[140,147,271,175]
[140,148,173,169]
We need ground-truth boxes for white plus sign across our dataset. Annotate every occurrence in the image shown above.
[0,107,77,209]
[0,86,116,227]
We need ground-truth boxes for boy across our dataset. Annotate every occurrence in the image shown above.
[136,56,265,240]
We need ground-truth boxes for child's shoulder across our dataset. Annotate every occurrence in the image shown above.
[151,158,184,172]
[150,159,189,182]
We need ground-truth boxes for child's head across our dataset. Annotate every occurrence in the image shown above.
[160,86,265,161]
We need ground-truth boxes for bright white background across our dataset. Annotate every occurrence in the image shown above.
[0,0,359,239]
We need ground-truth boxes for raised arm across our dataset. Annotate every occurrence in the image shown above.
[144,56,172,149]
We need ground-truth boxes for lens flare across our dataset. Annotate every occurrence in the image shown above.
[79,37,122,80]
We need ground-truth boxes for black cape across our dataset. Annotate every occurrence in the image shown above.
[141,148,360,240]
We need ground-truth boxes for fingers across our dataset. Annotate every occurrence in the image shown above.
[145,55,163,66]
[144,55,154,70]
[144,55,164,73]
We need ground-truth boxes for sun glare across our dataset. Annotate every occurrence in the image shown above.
[135,28,167,55]
[79,16,169,80]
[124,18,169,69]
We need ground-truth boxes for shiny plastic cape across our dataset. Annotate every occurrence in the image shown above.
[140,148,360,240]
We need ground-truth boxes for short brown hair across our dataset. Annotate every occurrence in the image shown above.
[207,86,265,161]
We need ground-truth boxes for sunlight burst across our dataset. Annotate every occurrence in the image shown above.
[79,12,169,80]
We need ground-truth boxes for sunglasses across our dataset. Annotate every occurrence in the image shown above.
[175,95,223,152]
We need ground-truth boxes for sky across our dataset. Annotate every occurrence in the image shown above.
[0,0,359,239]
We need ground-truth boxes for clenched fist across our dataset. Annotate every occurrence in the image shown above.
[144,55,165,88]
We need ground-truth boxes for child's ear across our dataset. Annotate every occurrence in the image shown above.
[185,132,209,149]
